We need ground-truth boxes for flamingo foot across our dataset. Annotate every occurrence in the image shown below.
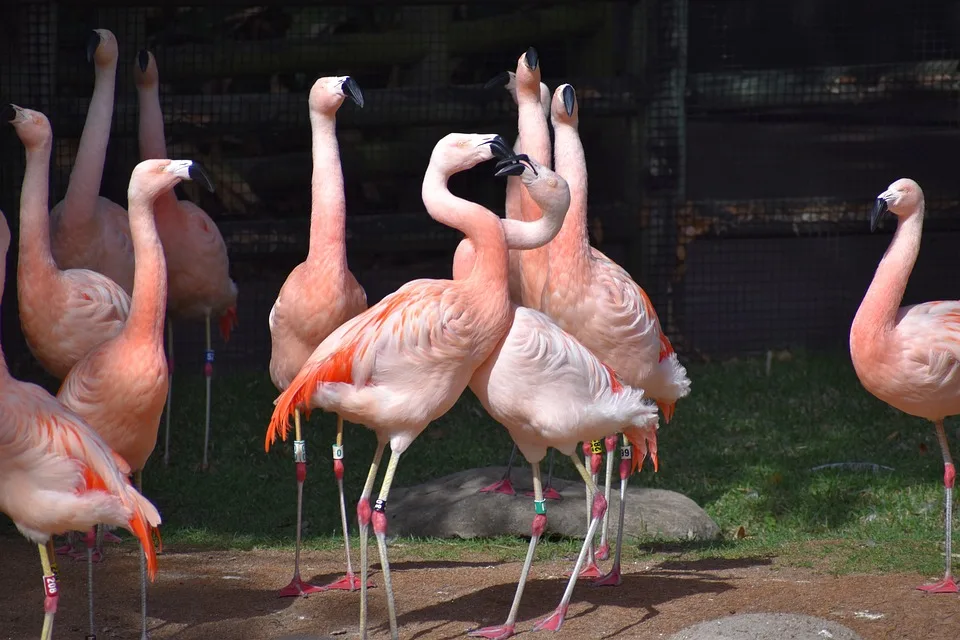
[54,542,78,557]
[532,605,569,632]
[595,542,610,561]
[320,573,373,591]
[916,576,959,593]
[479,478,515,496]
[592,565,622,587]
[102,530,123,544]
[468,624,515,640]
[69,548,102,563]
[523,487,563,501]
[565,558,602,579]
[277,575,325,598]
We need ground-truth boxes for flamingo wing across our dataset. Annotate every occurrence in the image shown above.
[62,268,132,324]
[896,301,960,389]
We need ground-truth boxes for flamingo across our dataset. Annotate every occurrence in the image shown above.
[453,153,658,637]
[267,75,368,597]
[49,28,135,295]
[58,159,213,639]
[850,178,959,594]
[134,50,239,471]
[6,105,130,381]
[541,84,691,584]
[266,133,547,640]
[0,207,160,640]
[480,49,565,502]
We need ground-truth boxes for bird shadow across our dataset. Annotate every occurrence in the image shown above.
[395,570,736,640]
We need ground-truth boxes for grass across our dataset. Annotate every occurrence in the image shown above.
[2,350,954,577]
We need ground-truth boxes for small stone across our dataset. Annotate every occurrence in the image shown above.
[667,613,864,640]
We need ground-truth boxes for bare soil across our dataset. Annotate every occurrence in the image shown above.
[1,542,958,640]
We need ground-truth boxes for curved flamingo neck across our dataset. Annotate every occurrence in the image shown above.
[550,121,591,273]
[136,82,179,214]
[306,109,347,269]
[62,58,118,228]
[18,140,58,276]
[422,164,507,290]
[124,193,168,345]
[852,207,924,343]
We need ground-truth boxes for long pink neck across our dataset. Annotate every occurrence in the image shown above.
[62,58,117,227]
[422,165,508,293]
[550,121,591,274]
[123,193,168,346]
[18,139,58,277]
[852,209,923,344]
[516,89,549,224]
[306,109,347,269]
[136,82,179,214]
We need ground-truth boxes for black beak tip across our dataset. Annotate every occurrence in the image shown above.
[137,49,150,73]
[495,161,526,178]
[86,30,102,64]
[869,198,890,233]
[342,77,364,108]
[189,163,215,193]
[487,135,513,160]
[524,46,539,70]
[1,104,15,124]
[483,70,511,91]
[562,85,576,116]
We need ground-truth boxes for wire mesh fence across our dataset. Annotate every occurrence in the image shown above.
[0,0,958,376]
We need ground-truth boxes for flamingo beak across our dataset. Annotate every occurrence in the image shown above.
[870,197,890,232]
[341,77,365,108]
[562,85,576,117]
[483,70,512,90]
[86,30,102,64]
[524,46,539,70]
[138,49,150,73]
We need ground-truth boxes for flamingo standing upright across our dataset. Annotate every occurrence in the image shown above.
[267,75,368,597]
[134,50,238,471]
[58,159,214,639]
[50,29,135,295]
[267,133,534,640]
[0,208,160,640]
[541,84,691,585]
[850,178,959,594]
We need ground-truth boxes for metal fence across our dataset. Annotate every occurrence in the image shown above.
[1,0,959,376]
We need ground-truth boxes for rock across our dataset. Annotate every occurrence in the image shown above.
[668,613,864,640]
[385,466,720,541]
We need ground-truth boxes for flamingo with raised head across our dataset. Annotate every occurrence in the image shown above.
[267,133,527,640]
[50,29,135,295]
[134,50,239,471]
[0,207,160,640]
[542,84,691,584]
[850,178,959,594]
[58,159,214,639]
[267,75,368,597]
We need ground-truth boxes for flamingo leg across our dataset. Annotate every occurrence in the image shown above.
[480,444,517,495]
[372,449,403,640]
[524,450,562,500]
[321,414,368,591]
[594,435,631,587]
[918,420,958,593]
[135,471,149,640]
[278,409,324,597]
[201,313,213,471]
[471,459,547,640]
[358,441,386,640]
[84,528,98,638]
[533,454,607,633]
[596,434,618,561]
[569,441,602,579]
[38,542,58,640]
[163,318,173,467]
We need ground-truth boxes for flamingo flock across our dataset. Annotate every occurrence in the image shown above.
[0,27,957,640]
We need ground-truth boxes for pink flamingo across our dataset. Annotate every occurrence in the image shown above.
[58,159,213,638]
[267,133,531,640]
[6,105,130,381]
[480,49,565,502]
[454,153,659,638]
[134,50,239,471]
[543,84,691,583]
[0,207,160,640]
[268,75,368,597]
[850,178,959,594]
[50,29,135,295]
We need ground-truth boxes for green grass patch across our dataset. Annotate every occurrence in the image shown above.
[2,351,953,576]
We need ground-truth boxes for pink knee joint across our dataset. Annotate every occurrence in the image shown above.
[604,435,618,452]
[372,499,388,535]
[531,513,547,537]
[590,453,602,475]
[84,528,96,548]
[357,498,372,527]
[582,442,592,457]
[592,493,608,520]
[946,463,956,490]
[203,349,214,378]
[332,443,345,481]
[295,462,306,483]
[42,573,58,613]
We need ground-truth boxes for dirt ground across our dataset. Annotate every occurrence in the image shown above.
[1,542,958,640]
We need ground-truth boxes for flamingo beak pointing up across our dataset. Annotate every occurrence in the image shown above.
[870,197,890,233]
[86,30,102,64]
[524,46,539,70]
[562,85,576,117]
[340,77,365,109]
[483,70,512,90]
[138,49,150,73]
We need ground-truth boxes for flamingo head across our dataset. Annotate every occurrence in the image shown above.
[310,76,364,114]
[872,178,924,231]
[429,133,510,175]
[128,159,214,205]
[87,29,118,67]
[551,84,579,126]
[4,104,52,149]
[134,50,159,88]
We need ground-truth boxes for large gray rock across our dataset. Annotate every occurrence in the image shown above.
[385,466,719,541]
[668,614,864,640]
